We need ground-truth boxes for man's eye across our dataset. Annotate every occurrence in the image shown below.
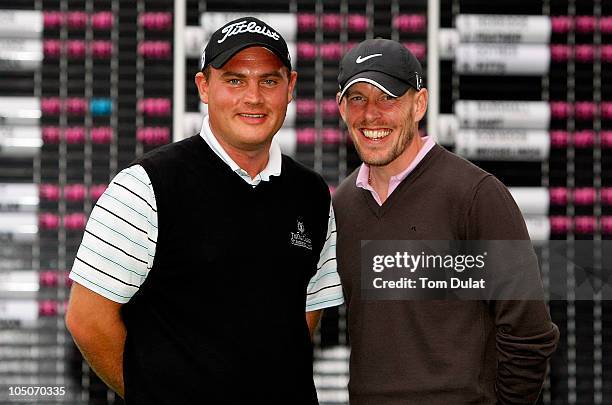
[228,79,241,85]
[262,79,278,86]
[349,96,364,102]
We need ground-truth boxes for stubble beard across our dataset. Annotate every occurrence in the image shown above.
[353,125,415,167]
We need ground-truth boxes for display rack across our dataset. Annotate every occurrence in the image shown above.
[0,1,610,404]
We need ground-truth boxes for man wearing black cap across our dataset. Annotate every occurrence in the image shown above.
[333,38,559,404]
[65,17,343,404]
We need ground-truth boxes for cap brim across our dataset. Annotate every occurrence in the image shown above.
[338,71,411,102]
[208,43,290,70]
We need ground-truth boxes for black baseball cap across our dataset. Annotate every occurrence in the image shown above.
[201,17,291,71]
[337,38,424,102]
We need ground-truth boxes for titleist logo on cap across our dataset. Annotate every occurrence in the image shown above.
[218,20,280,44]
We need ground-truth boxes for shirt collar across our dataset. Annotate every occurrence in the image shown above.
[356,136,436,191]
[200,115,282,185]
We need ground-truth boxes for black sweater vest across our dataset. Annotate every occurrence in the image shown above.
[121,135,330,404]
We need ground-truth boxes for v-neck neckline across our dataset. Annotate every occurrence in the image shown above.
[360,144,442,219]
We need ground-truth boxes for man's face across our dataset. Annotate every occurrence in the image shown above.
[339,82,427,170]
[196,47,297,153]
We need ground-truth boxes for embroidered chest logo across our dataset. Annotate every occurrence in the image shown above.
[291,219,312,250]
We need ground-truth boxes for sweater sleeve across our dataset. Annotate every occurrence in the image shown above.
[467,176,560,405]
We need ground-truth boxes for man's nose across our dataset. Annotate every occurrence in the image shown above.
[244,81,264,104]
[363,99,381,122]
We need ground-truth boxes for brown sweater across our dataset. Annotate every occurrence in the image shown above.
[333,144,559,405]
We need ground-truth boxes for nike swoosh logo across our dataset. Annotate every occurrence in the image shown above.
[356,54,382,63]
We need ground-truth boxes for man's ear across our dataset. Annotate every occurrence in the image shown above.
[337,93,347,122]
[414,88,428,122]
[287,70,298,103]
[195,72,209,104]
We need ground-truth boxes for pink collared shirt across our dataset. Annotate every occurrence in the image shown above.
[355,136,435,206]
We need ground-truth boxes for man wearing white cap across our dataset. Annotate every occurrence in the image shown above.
[333,38,558,404]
